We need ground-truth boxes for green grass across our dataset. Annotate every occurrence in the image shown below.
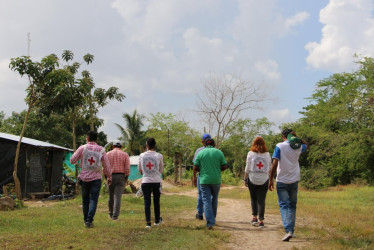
[0,193,228,249]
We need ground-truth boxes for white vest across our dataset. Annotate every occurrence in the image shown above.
[81,145,105,172]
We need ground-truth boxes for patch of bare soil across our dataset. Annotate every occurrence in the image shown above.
[166,187,313,250]
[24,200,59,208]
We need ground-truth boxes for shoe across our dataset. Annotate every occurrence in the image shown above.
[154,217,163,226]
[207,225,214,230]
[85,222,94,228]
[146,222,152,228]
[258,222,264,228]
[292,233,296,238]
[282,232,293,241]
[250,218,258,226]
[195,214,204,220]
[112,217,119,221]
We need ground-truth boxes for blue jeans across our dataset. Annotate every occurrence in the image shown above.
[200,184,220,227]
[196,175,203,216]
[276,181,298,233]
[81,179,102,223]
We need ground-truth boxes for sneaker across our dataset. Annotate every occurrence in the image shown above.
[85,222,94,228]
[146,222,152,228]
[292,233,296,238]
[251,218,258,226]
[282,232,293,241]
[154,217,163,226]
[258,222,264,228]
[112,217,119,221]
[195,214,204,220]
[207,225,214,230]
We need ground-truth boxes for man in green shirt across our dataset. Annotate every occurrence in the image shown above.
[193,138,227,229]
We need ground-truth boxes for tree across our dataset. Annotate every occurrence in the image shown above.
[291,57,374,187]
[146,112,200,175]
[115,110,146,155]
[9,54,65,198]
[196,73,269,146]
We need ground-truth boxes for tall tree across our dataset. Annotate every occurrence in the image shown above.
[196,73,269,146]
[9,54,67,199]
[115,110,146,155]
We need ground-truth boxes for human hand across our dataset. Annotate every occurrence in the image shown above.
[268,180,274,191]
[193,177,197,187]
[107,179,112,186]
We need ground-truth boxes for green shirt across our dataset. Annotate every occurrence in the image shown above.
[194,146,227,184]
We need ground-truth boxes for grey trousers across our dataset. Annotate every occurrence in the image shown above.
[108,173,126,219]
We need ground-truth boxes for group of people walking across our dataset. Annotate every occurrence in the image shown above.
[70,128,307,242]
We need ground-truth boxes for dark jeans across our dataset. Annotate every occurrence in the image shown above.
[81,179,102,223]
[141,182,161,224]
[108,174,126,219]
[247,179,269,221]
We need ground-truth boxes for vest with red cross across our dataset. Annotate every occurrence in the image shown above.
[82,145,105,172]
[142,156,159,173]
[250,155,269,173]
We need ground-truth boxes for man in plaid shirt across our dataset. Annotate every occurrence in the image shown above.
[70,131,112,228]
[106,140,130,221]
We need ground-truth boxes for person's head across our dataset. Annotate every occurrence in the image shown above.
[113,140,122,149]
[250,136,268,153]
[87,131,98,142]
[281,129,293,140]
[204,138,215,147]
[201,133,211,145]
[146,138,156,150]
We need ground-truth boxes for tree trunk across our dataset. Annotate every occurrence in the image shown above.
[13,106,32,200]
[72,117,79,193]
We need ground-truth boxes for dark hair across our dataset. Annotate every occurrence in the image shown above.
[282,129,293,138]
[250,137,268,153]
[204,138,215,147]
[146,138,156,150]
[87,131,98,142]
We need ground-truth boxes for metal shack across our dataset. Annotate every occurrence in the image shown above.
[0,132,72,197]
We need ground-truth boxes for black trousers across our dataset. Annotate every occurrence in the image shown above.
[141,182,161,224]
[247,179,269,221]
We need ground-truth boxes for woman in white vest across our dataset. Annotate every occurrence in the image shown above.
[243,136,271,228]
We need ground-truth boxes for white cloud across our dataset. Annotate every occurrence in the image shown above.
[255,60,281,81]
[305,0,374,72]
[284,12,310,30]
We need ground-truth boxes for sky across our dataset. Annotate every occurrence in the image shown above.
[1,0,374,142]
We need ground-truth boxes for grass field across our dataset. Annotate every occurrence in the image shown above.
[0,184,373,249]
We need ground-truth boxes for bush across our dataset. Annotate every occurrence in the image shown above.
[221,169,239,185]
[300,166,331,190]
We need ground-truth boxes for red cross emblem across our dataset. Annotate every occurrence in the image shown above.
[88,157,96,165]
[256,161,264,170]
[146,162,154,170]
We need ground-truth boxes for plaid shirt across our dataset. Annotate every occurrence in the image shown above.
[70,142,112,182]
[106,148,130,175]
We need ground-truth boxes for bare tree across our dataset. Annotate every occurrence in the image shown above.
[196,73,269,146]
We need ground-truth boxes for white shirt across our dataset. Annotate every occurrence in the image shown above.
[138,151,164,183]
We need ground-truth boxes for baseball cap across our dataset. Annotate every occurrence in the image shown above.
[113,140,122,147]
[287,133,302,149]
[202,133,211,140]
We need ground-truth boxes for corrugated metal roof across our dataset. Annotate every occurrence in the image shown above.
[0,132,73,151]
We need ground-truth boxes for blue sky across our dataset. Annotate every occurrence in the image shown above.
[0,0,373,141]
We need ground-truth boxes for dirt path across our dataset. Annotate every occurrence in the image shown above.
[165,187,312,250]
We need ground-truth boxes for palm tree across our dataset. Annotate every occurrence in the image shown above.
[115,110,145,155]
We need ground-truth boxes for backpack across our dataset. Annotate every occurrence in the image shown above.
[287,134,302,149]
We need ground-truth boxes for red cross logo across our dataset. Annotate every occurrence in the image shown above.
[88,157,96,165]
[146,162,154,170]
[256,161,264,170]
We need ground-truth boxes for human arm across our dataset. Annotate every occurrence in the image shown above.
[70,146,84,164]
[268,158,278,191]
[101,152,112,185]
[124,153,130,176]
[138,155,143,175]
[243,172,249,187]
[193,165,199,187]
[291,131,308,150]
